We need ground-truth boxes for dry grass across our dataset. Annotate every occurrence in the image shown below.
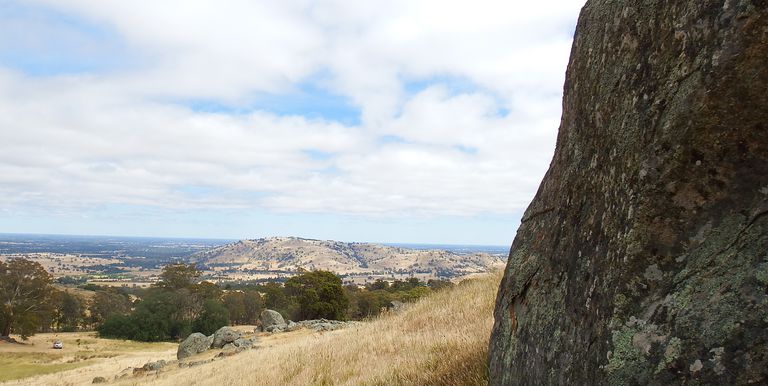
[123,270,503,386]
[0,352,87,382]
[0,332,176,385]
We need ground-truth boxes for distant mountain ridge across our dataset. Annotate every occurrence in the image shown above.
[190,237,506,279]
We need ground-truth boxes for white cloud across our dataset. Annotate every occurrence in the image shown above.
[0,0,586,218]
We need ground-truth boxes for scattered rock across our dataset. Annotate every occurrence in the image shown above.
[92,376,107,384]
[212,326,241,349]
[233,337,257,349]
[284,320,301,332]
[177,332,212,360]
[690,359,704,373]
[115,368,133,379]
[0,336,19,344]
[265,323,287,333]
[132,367,147,376]
[260,309,286,330]
[216,346,245,358]
[178,359,214,368]
[142,359,167,372]
[275,319,361,333]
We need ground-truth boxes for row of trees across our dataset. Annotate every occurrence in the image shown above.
[0,258,135,339]
[99,264,237,340]
[1,258,452,342]
[236,274,453,321]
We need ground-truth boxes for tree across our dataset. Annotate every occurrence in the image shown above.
[89,290,132,327]
[285,270,349,320]
[0,258,56,339]
[223,291,246,324]
[192,299,229,335]
[223,290,263,325]
[193,281,222,301]
[155,263,200,290]
[365,279,389,291]
[258,282,297,319]
[389,277,423,292]
[350,290,384,319]
[97,314,138,339]
[427,279,454,291]
[241,290,263,324]
[55,291,85,332]
[155,263,208,327]
[397,286,431,302]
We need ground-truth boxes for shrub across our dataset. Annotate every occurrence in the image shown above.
[193,300,229,336]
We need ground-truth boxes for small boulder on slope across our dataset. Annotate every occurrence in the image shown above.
[260,309,286,330]
[212,326,241,349]
[177,333,212,360]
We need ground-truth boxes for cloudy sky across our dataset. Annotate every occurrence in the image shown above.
[0,0,585,245]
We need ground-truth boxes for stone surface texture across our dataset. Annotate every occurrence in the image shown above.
[212,326,241,349]
[489,1,767,385]
[177,333,213,360]
[259,309,286,329]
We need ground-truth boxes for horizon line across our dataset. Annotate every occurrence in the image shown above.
[0,231,510,248]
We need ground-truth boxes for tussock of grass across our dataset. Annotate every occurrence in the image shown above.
[140,271,503,386]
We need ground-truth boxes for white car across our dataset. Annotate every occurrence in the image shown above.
[53,340,63,349]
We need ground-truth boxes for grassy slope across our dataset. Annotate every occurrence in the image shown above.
[0,333,176,385]
[128,270,503,386]
[0,352,88,382]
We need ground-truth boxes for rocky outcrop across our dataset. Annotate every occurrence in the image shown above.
[177,333,213,360]
[178,329,257,360]
[233,337,257,349]
[489,1,767,385]
[212,326,241,349]
[259,309,286,330]
[141,360,167,372]
[261,318,361,333]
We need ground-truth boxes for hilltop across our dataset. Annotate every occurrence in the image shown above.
[191,237,506,283]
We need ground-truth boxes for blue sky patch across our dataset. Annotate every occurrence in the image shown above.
[454,145,479,155]
[403,75,480,96]
[377,135,408,145]
[303,149,334,161]
[0,1,131,76]
[181,81,361,125]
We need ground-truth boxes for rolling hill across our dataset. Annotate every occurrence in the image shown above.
[190,237,506,282]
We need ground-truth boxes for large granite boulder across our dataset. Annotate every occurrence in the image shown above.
[177,333,213,360]
[211,326,241,349]
[489,1,768,385]
[259,309,286,330]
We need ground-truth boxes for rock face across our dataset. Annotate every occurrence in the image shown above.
[489,1,767,385]
[212,326,241,349]
[177,333,213,360]
[260,309,286,330]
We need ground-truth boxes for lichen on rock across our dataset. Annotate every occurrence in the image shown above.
[489,1,768,385]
